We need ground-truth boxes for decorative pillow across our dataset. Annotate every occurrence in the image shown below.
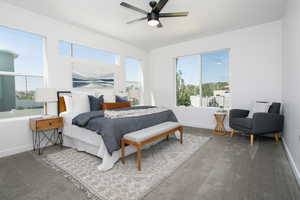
[115,95,129,103]
[249,101,271,118]
[102,102,131,110]
[88,95,104,111]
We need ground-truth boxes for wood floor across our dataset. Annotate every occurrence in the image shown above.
[0,127,299,200]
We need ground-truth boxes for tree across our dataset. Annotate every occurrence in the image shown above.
[177,71,230,107]
[176,71,200,106]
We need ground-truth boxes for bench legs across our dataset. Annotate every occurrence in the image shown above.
[121,139,125,164]
[136,144,142,171]
[179,126,183,144]
[121,126,183,171]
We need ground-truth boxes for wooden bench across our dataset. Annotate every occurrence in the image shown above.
[121,122,183,171]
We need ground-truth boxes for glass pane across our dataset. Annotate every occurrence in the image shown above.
[201,50,230,108]
[59,41,72,57]
[73,44,118,64]
[0,75,43,119]
[125,57,142,105]
[0,26,44,75]
[176,55,201,107]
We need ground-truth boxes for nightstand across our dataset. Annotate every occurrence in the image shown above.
[30,116,64,155]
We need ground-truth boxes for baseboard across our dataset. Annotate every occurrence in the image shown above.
[180,121,230,131]
[0,145,33,158]
[282,137,300,187]
[180,121,212,130]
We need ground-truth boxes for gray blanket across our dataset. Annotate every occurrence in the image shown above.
[72,106,178,154]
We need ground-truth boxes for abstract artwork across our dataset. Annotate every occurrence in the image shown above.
[72,72,114,89]
[72,61,115,89]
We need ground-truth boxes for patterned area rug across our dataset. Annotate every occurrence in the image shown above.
[45,134,210,200]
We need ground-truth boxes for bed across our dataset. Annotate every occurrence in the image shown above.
[57,91,179,171]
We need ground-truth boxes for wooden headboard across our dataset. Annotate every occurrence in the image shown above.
[57,91,71,116]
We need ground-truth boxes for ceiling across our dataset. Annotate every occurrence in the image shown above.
[1,0,286,50]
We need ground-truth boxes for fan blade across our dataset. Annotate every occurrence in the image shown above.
[120,2,148,15]
[126,17,147,24]
[159,12,189,18]
[157,21,163,28]
[153,0,168,13]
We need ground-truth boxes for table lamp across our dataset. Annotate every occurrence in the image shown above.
[35,88,57,116]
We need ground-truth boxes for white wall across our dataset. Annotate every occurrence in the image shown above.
[282,0,300,185]
[149,21,282,129]
[0,2,148,158]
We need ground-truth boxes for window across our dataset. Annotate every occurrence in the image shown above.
[125,57,143,105]
[0,26,44,119]
[176,49,230,108]
[59,41,118,64]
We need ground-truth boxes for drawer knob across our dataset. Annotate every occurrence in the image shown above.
[49,122,52,126]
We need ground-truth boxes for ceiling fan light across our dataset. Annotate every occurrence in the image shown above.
[148,19,159,26]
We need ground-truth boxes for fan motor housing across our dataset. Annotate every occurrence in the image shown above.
[148,12,159,21]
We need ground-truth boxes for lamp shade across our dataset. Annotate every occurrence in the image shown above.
[35,88,57,102]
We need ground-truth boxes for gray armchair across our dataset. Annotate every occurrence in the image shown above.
[229,103,284,145]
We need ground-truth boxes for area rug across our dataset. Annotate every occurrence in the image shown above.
[45,134,210,200]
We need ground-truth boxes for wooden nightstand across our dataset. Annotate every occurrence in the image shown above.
[30,116,64,155]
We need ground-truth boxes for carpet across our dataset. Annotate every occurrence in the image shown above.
[45,133,210,200]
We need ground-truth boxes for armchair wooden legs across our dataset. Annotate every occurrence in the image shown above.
[249,133,280,145]
[250,134,254,145]
[231,131,280,145]
[274,133,280,144]
[231,129,236,137]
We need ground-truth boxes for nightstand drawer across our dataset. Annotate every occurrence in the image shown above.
[36,118,63,131]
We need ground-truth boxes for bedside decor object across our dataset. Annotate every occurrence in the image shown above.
[30,116,64,155]
[214,112,227,135]
[35,88,57,116]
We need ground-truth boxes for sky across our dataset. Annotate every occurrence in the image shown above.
[177,49,230,85]
[0,26,44,91]
[0,25,142,92]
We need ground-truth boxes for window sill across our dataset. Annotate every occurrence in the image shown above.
[175,106,219,110]
[0,115,42,123]
[174,106,231,111]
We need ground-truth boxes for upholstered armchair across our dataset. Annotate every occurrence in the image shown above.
[229,103,284,145]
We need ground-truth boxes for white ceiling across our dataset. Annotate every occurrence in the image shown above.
[1,0,286,50]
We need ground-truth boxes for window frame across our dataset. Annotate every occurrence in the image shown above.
[174,48,231,109]
[0,26,45,120]
[125,56,144,106]
[58,40,120,65]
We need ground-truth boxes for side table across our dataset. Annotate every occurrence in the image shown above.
[30,116,64,155]
[214,112,227,135]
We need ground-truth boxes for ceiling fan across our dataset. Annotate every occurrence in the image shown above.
[120,0,189,28]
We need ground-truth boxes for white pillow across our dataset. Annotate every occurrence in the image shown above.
[249,101,271,118]
[72,92,90,116]
[104,95,116,103]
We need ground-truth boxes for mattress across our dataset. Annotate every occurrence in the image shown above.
[65,124,102,147]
